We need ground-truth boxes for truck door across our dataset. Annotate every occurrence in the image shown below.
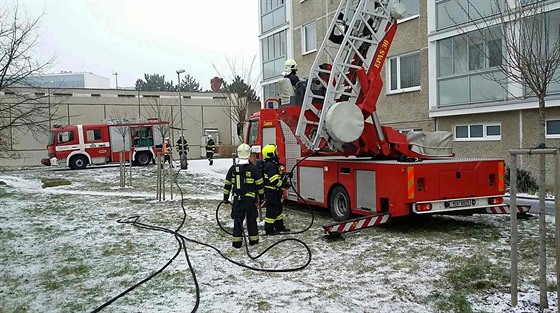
[55,128,79,160]
[83,125,110,164]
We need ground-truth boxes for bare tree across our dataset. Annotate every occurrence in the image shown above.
[0,3,57,159]
[449,0,560,308]
[212,56,261,142]
[142,98,174,141]
[107,110,132,152]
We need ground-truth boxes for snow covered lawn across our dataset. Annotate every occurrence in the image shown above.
[0,159,558,313]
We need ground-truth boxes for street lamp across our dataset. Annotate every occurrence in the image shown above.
[112,72,119,89]
[176,69,187,169]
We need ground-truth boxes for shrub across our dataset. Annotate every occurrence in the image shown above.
[505,166,538,193]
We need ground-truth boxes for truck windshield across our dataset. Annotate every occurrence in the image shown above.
[47,131,55,146]
[247,120,258,146]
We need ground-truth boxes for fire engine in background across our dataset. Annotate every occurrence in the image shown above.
[244,0,528,231]
[41,118,169,170]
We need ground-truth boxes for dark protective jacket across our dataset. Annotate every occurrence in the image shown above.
[206,139,215,153]
[284,71,300,87]
[263,159,289,192]
[176,138,189,152]
[223,163,265,201]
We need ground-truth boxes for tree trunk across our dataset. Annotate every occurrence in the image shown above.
[537,96,548,309]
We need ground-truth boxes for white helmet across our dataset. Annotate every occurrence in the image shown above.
[237,143,251,159]
[285,59,297,72]
[208,135,213,139]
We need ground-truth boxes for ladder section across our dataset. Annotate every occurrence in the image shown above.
[295,0,405,152]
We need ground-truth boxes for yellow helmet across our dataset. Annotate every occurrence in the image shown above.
[237,143,251,159]
[262,144,277,159]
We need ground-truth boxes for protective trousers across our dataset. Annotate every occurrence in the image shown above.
[264,189,286,233]
[231,197,259,246]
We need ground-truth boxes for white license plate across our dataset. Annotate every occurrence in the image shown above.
[448,199,473,208]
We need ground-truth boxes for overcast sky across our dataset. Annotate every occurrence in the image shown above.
[19,0,260,90]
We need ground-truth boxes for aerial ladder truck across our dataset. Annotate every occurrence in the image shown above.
[244,0,529,236]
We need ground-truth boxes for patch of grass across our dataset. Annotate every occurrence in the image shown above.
[101,240,135,257]
[58,264,89,277]
[429,291,473,313]
[257,300,271,311]
[444,255,508,292]
[112,262,141,277]
[32,224,65,238]
[41,270,63,291]
[0,227,16,241]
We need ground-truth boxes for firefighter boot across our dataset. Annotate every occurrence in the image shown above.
[274,219,290,233]
[210,159,213,166]
[265,222,277,235]
[232,241,242,249]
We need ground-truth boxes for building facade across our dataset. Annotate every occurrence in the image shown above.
[1,88,239,166]
[25,72,111,89]
[259,0,560,186]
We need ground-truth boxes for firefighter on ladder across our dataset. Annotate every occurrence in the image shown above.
[262,144,291,235]
[223,143,265,248]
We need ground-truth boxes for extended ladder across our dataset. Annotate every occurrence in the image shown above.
[295,0,405,152]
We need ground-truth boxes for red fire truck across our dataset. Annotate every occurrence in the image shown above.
[244,0,527,231]
[41,118,169,170]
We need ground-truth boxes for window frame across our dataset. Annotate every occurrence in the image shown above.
[386,51,421,95]
[454,123,502,141]
[398,128,423,135]
[546,119,560,138]
[301,21,317,55]
[397,0,420,22]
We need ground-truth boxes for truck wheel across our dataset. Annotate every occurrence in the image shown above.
[135,152,152,166]
[329,185,351,222]
[69,155,88,170]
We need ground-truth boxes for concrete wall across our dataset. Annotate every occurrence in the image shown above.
[1,88,238,166]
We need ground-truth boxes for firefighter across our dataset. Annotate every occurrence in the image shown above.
[262,144,291,235]
[223,143,265,248]
[284,59,300,88]
[176,135,189,157]
[163,137,172,165]
[206,135,216,166]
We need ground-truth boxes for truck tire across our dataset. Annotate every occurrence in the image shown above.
[135,152,152,166]
[329,185,351,222]
[69,155,88,170]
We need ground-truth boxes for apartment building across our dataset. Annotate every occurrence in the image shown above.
[258,0,560,184]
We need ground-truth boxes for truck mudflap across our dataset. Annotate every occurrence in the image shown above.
[41,158,51,166]
[323,213,391,239]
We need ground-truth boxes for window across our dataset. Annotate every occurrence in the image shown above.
[262,30,287,79]
[247,120,259,146]
[58,131,75,144]
[86,129,102,142]
[436,0,505,30]
[388,52,420,93]
[399,0,419,19]
[546,119,560,138]
[399,128,422,135]
[523,9,560,97]
[261,0,285,33]
[302,22,317,54]
[263,83,277,100]
[454,123,501,141]
[437,28,507,106]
